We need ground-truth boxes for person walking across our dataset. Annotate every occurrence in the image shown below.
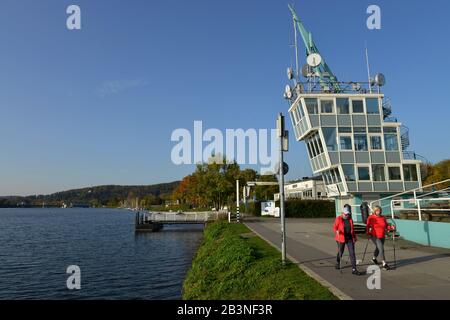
[333,206,362,275]
[366,206,395,270]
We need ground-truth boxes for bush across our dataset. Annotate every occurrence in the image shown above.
[276,199,335,218]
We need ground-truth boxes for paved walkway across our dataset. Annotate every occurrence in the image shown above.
[245,218,450,300]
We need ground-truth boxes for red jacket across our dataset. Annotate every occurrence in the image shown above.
[333,215,357,243]
[366,214,393,238]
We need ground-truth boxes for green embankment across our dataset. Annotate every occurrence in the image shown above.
[183,221,337,300]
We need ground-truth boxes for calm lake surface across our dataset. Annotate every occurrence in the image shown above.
[0,208,204,299]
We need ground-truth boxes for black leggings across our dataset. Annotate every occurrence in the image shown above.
[337,240,357,270]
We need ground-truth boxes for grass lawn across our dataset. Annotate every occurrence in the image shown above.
[183,221,337,300]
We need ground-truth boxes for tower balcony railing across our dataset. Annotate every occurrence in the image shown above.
[287,82,381,104]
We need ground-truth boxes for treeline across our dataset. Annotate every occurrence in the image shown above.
[0,182,180,208]
[171,157,278,211]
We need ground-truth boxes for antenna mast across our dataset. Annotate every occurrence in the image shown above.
[365,45,372,94]
[293,13,299,81]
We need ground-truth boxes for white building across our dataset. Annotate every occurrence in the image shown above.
[274,176,327,201]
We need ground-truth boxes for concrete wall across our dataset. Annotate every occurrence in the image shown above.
[394,219,450,249]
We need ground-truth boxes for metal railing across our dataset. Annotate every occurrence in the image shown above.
[390,198,450,222]
[148,211,226,223]
[367,179,450,220]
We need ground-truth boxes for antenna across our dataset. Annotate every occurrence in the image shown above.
[293,12,299,81]
[365,44,372,94]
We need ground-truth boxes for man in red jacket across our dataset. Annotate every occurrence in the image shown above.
[333,206,362,275]
[366,206,395,270]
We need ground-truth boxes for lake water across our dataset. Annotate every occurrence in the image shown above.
[0,208,204,299]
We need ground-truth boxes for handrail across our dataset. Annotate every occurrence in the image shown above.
[369,178,450,209]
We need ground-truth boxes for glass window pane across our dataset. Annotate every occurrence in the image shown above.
[338,127,352,133]
[352,100,364,113]
[337,98,349,114]
[306,141,314,158]
[298,104,305,118]
[358,167,370,180]
[384,134,399,151]
[370,136,382,150]
[354,134,368,151]
[366,98,380,114]
[372,165,386,181]
[383,127,397,133]
[368,127,382,133]
[320,100,334,113]
[305,98,318,114]
[316,135,324,154]
[342,164,356,181]
[322,128,337,151]
[334,168,342,182]
[403,164,418,181]
[388,167,401,180]
[354,127,366,133]
[339,136,352,151]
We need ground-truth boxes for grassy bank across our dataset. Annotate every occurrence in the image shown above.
[183,221,337,300]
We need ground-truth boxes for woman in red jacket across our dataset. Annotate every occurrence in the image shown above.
[366,206,394,270]
[333,206,362,275]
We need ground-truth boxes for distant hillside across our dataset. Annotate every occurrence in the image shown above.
[0,182,180,208]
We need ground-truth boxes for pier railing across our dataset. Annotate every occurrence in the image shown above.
[148,211,227,223]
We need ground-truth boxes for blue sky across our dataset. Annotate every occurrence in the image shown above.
[1,0,449,196]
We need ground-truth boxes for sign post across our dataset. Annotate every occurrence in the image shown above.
[277,113,289,265]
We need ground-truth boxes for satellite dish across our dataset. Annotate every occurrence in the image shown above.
[306,53,322,67]
[284,85,292,99]
[287,67,294,80]
[301,64,312,78]
[351,82,361,91]
[375,73,386,87]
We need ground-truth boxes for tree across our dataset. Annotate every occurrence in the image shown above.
[423,159,450,189]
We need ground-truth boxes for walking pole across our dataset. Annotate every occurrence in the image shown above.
[337,231,342,274]
[361,237,370,263]
[392,229,397,269]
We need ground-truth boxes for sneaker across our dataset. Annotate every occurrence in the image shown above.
[335,264,340,270]
[352,269,363,276]
[382,263,391,270]
[372,257,379,265]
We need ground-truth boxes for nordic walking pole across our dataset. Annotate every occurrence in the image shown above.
[361,236,370,263]
[337,231,342,274]
[392,229,397,269]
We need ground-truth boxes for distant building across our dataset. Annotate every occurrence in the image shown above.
[274,176,328,201]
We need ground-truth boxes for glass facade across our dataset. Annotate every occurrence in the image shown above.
[288,94,422,196]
